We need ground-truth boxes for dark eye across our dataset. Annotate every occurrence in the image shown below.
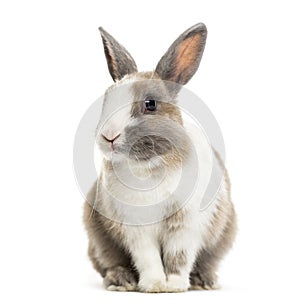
[144,99,157,111]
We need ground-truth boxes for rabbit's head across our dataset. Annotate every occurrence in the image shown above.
[96,24,207,169]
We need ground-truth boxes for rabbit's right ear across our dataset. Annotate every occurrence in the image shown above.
[99,27,138,82]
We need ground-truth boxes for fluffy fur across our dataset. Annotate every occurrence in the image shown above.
[83,23,237,293]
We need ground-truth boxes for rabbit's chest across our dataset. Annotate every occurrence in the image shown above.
[105,167,182,207]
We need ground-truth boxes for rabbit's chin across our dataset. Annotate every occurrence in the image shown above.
[99,146,167,173]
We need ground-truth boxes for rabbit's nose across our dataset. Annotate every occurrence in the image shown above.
[102,133,120,143]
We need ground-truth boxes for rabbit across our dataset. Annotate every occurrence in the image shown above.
[83,23,237,293]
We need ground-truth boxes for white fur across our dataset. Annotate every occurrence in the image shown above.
[98,112,223,291]
[102,161,182,206]
[166,274,189,292]
[125,226,166,292]
[98,77,135,140]
[96,77,225,291]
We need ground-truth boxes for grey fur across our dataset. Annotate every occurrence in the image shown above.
[114,76,189,161]
[83,24,237,292]
[83,182,138,291]
[83,176,237,292]
[155,23,207,85]
[163,250,188,275]
[190,207,237,290]
[104,266,138,291]
[115,114,190,161]
[164,206,187,233]
[99,27,137,81]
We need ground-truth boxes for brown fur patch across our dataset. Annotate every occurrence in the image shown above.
[127,71,187,169]
[161,152,185,170]
[159,102,183,125]
[129,72,183,125]
[164,205,187,233]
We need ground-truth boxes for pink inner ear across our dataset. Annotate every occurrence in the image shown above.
[175,34,202,79]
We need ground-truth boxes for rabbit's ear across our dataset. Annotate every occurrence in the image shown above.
[99,27,138,82]
[155,23,207,85]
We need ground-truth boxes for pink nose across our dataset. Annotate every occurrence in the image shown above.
[102,133,120,143]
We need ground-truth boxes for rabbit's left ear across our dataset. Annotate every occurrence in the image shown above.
[99,27,138,82]
[155,23,207,85]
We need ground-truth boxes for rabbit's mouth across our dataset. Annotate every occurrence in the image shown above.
[101,133,120,151]
[97,133,122,159]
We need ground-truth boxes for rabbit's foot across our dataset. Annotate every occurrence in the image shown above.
[189,271,220,290]
[165,274,189,292]
[104,266,138,292]
[138,271,167,293]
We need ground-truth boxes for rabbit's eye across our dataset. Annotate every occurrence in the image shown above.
[144,99,157,111]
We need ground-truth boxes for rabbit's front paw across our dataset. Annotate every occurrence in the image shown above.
[138,272,166,293]
[165,274,189,292]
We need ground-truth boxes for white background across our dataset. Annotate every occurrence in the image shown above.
[0,0,300,303]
